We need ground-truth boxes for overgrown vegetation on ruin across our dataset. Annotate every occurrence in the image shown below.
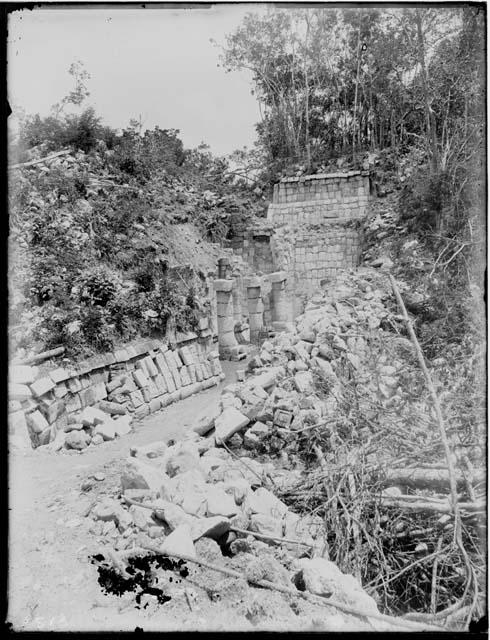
[9,67,265,359]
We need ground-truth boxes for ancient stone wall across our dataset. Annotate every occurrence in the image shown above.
[9,329,223,450]
[267,171,369,317]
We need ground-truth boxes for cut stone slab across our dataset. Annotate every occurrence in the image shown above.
[80,406,107,426]
[30,376,56,397]
[243,487,289,519]
[143,356,159,377]
[294,371,314,394]
[161,524,196,560]
[9,384,33,401]
[153,500,198,531]
[121,458,164,492]
[192,407,220,436]
[214,408,250,445]
[205,485,239,518]
[41,400,66,425]
[180,492,208,518]
[79,386,96,408]
[113,415,132,437]
[94,419,117,441]
[191,516,230,542]
[27,410,49,434]
[10,365,37,385]
[273,409,293,428]
[249,513,283,538]
[244,367,283,391]
[98,400,127,416]
[133,369,150,389]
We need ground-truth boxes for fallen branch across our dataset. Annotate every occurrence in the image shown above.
[381,467,485,491]
[378,496,485,514]
[9,149,71,169]
[231,525,314,548]
[14,346,65,365]
[390,275,474,617]
[139,541,445,631]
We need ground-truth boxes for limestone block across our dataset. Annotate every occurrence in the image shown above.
[9,383,33,401]
[27,410,49,434]
[10,365,37,385]
[79,386,96,408]
[30,377,55,397]
[133,369,149,389]
[214,407,250,445]
[213,279,233,292]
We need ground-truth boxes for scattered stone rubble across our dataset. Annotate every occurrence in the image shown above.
[82,267,458,630]
[200,267,425,464]
[86,431,381,624]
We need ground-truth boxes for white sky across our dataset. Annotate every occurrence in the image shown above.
[7,4,266,156]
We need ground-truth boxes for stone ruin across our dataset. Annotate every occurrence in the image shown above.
[215,170,371,351]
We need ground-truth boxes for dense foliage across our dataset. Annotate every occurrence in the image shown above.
[221,5,485,355]
[9,77,265,358]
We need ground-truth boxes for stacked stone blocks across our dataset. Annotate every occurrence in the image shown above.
[9,334,224,450]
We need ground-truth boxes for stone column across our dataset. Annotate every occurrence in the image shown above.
[269,271,290,330]
[245,276,264,343]
[231,270,243,324]
[213,279,238,356]
[218,257,231,280]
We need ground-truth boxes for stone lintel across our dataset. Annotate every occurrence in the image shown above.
[268,271,287,284]
[245,276,261,288]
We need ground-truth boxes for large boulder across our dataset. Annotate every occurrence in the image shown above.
[65,430,91,450]
[292,557,378,615]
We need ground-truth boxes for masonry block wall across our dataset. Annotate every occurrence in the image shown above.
[267,171,369,317]
[9,330,223,449]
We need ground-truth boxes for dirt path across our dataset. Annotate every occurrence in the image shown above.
[8,361,254,632]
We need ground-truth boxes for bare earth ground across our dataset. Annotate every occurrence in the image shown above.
[9,360,368,632]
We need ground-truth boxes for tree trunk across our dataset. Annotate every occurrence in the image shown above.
[352,25,362,161]
[381,467,485,491]
[415,9,439,174]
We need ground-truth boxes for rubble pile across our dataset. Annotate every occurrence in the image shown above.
[200,267,428,463]
[83,267,482,626]
[183,266,484,620]
[84,431,396,630]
